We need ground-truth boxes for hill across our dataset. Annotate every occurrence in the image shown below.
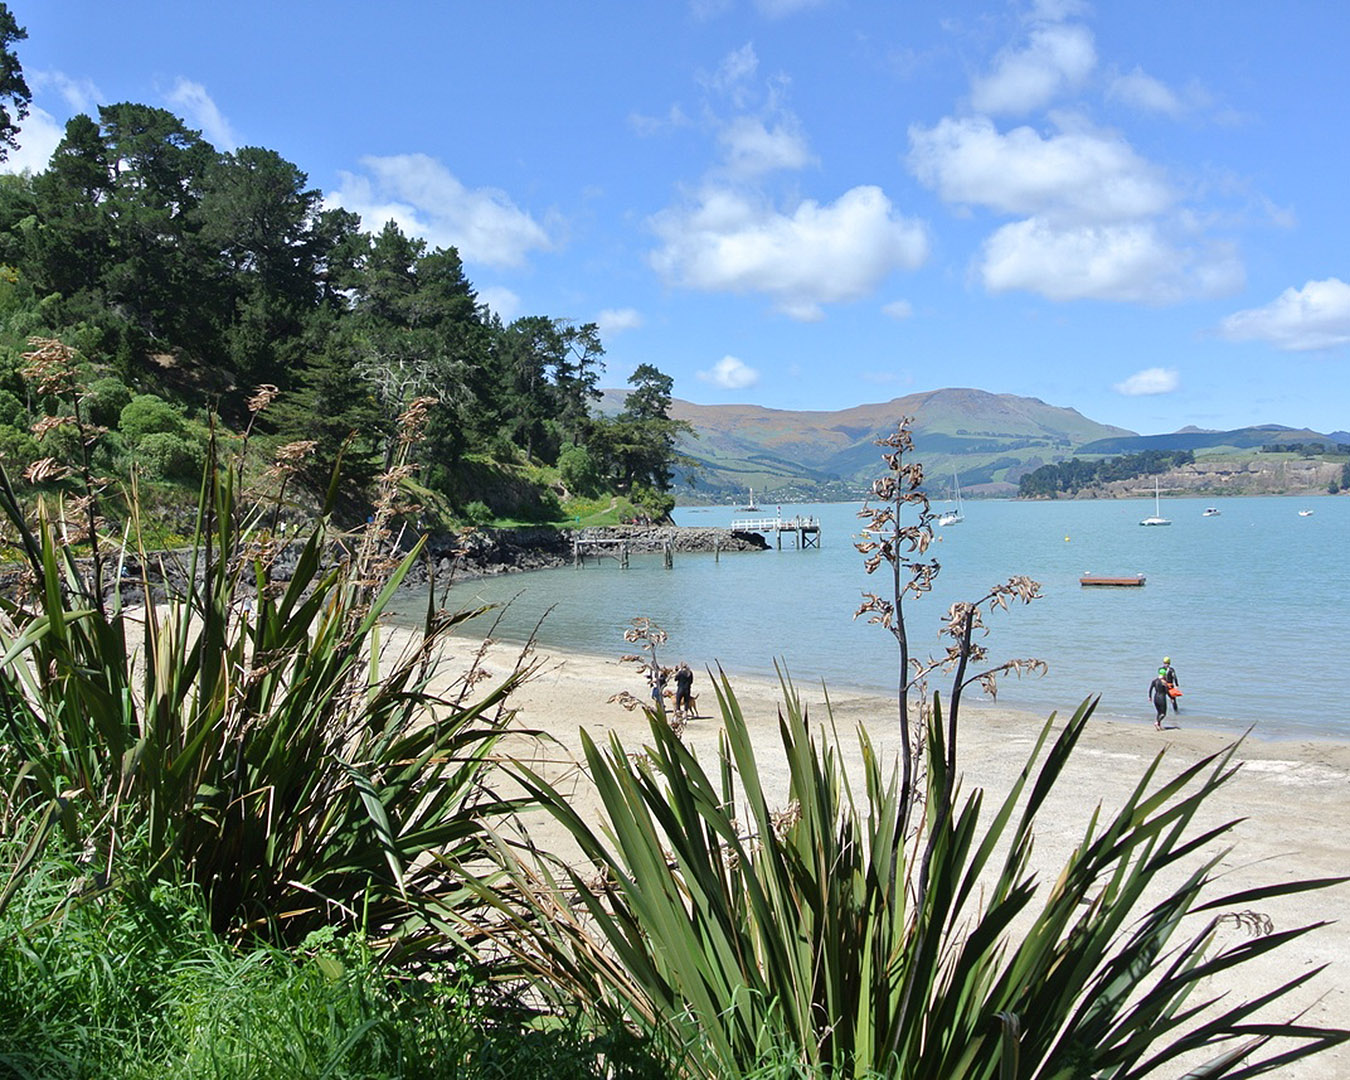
[598,388,1135,501]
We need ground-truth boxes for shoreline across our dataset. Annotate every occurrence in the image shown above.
[400,627,1349,1075]
[426,609,1342,750]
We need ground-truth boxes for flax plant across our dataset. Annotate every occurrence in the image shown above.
[484,421,1346,1078]
[0,348,532,948]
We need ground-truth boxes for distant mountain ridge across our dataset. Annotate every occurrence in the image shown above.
[595,387,1345,501]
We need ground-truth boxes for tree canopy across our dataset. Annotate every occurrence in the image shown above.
[0,23,684,525]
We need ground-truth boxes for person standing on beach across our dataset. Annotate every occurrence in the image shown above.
[649,664,667,710]
[1161,656,1180,712]
[1148,672,1172,730]
[673,662,694,718]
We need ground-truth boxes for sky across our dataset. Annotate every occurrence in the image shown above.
[6,0,1350,436]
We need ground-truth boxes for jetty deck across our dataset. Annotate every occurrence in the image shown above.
[729,513,822,549]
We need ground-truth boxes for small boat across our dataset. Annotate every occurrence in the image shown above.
[1139,477,1171,526]
[740,488,760,512]
[1298,509,1314,517]
[937,471,964,527]
[1081,574,1147,587]
[1202,507,1220,517]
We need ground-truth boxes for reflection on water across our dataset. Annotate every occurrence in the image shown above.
[389,496,1350,741]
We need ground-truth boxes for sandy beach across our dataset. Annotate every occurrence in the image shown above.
[413,627,1350,1077]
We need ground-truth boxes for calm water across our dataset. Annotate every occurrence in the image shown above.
[395,496,1350,741]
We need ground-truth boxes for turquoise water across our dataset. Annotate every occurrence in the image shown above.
[398,496,1349,741]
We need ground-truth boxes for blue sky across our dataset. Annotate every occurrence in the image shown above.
[7,1,1350,435]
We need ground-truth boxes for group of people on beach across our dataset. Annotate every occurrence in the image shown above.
[1148,656,1181,730]
[649,661,697,719]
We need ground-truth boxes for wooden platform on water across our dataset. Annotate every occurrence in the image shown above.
[1079,574,1146,587]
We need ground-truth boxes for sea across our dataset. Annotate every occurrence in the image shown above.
[393,495,1350,742]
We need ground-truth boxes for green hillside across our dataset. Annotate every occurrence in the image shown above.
[602,387,1136,501]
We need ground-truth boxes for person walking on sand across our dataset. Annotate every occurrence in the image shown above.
[1148,671,1172,730]
[1160,656,1180,712]
[673,662,694,718]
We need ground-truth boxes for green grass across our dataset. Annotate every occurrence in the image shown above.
[0,839,667,1079]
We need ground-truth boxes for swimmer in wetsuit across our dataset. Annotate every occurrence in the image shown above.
[1148,674,1171,730]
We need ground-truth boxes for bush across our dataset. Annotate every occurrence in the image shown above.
[119,392,185,442]
[463,499,494,525]
[558,442,602,498]
[0,422,37,471]
[0,387,24,427]
[83,375,134,428]
[137,430,205,481]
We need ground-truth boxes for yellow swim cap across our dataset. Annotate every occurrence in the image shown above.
[1163,656,1171,663]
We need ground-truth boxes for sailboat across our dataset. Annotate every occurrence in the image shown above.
[740,488,760,512]
[938,472,964,527]
[1139,477,1171,526]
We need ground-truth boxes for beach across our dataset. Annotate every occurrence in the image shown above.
[413,627,1350,1077]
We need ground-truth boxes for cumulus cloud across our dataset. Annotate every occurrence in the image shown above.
[699,355,761,389]
[327,154,552,269]
[475,285,522,322]
[166,78,238,151]
[882,299,913,320]
[1219,278,1350,351]
[1114,367,1180,396]
[979,218,1242,303]
[908,116,1172,225]
[649,184,928,320]
[1,107,63,174]
[596,307,644,335]
[718,115,814,177]
[969,22,1096,115]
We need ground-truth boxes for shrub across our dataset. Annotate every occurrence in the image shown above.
[136,430,205,481]
[82,374,133,428]
[0,422,37,472]
[0,387,23,427]
[463,499,494,525]
[119,392,185,442]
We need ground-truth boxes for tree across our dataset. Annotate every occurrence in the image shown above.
[599,362,692,495]
[0,4,31,162]
[30,115,114,297]
[198,146,328,386]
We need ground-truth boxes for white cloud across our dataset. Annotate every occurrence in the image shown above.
[969,23,1096,116]
[1,106,63,174]
[908,116,1171,225]
[979,218,1243,303]
[31,70,102,115]
[166,78,238,151]
[476,285,522,322]
[1219,278,1350,351]
[327,154,552,269]
[718,115,813,177]
[597,307,643,335]
[705,43,759,95]
[1114,367,1180,396]
[1107,67,1183,116]
[882,299,913,320]
[649,184,928,320]
[699,355,760,389]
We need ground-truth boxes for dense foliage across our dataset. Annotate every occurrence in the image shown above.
[0,10,684,527]
[1018,449,1195,497]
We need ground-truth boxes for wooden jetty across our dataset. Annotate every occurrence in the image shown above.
[572,536,674,569]
[1079,574,1146,587]
[729,513,822,550]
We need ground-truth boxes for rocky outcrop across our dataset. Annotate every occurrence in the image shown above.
[573,525,768,553]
